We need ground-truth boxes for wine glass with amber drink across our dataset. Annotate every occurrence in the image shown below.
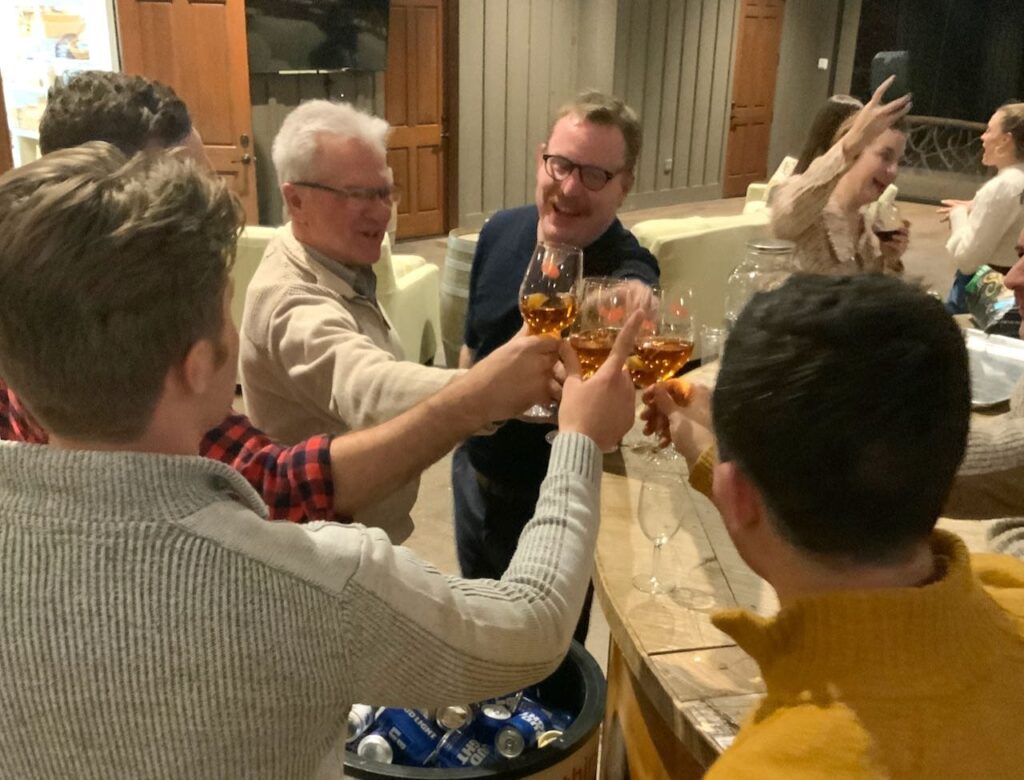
[568,277,625,379]
[626,285,695,456]
[518,241,582,419]
[627,285,695,389]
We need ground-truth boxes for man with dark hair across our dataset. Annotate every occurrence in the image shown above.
[0,146,640,776]
[39,70,200,159]
[453,91,659,640]
[644,274,1024,777]
[1,70,559,533]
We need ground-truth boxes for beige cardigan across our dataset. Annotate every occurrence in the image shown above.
[770,143,904,276]
[239,225,458,538]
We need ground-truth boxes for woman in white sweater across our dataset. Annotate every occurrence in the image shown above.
[941,102,1024,312]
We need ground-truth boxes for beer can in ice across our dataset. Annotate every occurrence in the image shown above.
[434,727,494,769]
[494,707,559,759]
[375,707,443,767]
[435,704,474,732]
[356,733,394,764]
[346,704,377,743]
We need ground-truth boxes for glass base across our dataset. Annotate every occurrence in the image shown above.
[632,573,676,594]
[521,403,556,420]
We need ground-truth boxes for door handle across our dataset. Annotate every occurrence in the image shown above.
[232,153,253,165]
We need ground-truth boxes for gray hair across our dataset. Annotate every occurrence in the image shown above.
[271,100,391,185]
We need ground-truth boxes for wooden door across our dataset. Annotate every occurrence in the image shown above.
[0,71,13,176]
[114,0,258,223]
[385,0,448,239]
[722,0,785,198]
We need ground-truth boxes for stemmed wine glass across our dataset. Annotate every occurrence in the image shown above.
[518,241,583,419]
[632,473,684,594]
[625,285,696,457]
[568,276,626,379]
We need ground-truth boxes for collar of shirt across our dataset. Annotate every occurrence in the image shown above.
[303,243,379,301]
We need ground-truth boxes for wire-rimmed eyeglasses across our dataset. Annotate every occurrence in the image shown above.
[290,181,401,205]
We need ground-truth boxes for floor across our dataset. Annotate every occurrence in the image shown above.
[395,195,958,674]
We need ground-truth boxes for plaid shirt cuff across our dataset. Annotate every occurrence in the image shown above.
[200,414,338,523]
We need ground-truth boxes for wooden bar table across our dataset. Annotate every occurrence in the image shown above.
[594,373,999,779]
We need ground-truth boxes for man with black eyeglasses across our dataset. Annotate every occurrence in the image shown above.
[240,100,563,539]
[453,91,660,642]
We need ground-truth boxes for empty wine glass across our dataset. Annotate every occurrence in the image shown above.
[518,241,582,419]
[632,473,685,594]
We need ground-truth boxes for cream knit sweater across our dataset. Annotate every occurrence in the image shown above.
[0,433,601,778]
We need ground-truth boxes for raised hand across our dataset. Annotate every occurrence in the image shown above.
[462,327,561,421]
[558,311,643,452]
[841,75,912,161]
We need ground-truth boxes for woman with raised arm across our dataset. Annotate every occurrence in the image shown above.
[771,77,912,275]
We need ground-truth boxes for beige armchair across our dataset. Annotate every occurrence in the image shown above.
[373,234,444,366]
[632,211,771,357]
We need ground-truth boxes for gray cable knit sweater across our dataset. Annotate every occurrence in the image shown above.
[0,433,601,779]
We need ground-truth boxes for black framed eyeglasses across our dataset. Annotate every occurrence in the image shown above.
[290,181,401,205]
[542,154,622,192]
[1017,244,1024,259]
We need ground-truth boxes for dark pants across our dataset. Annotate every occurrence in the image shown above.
[451,445,594,644]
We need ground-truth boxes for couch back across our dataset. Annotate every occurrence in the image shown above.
[633,212,771,356]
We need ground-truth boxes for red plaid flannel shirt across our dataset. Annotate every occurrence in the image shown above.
[0,378,336,522]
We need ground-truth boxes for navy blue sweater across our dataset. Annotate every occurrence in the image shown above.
[463,205,660,486]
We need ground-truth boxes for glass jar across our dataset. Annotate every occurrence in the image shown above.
[724,238,797,330]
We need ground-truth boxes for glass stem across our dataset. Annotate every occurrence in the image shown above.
[651,540,663,585]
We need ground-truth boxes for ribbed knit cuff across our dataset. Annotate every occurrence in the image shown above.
[547,432,602,487]
[688,446,716,499]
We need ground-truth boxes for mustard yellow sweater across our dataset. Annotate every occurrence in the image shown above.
[688,451,1024,778]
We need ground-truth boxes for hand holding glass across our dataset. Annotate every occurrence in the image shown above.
[626,285,695,389]
[568,277,628,379]
[518,242,582,419]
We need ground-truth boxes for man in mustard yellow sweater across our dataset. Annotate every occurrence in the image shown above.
[644,274,1024,778]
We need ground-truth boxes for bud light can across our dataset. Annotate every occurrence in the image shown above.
[375,708,442,767]
[494,707,557,759]
[521,697,574,731]
[435,704,474,732]
[346,704,378,743]
[355,733,394,764]
[435,728,494,769]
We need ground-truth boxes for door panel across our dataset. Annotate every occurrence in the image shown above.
[386,0,446,238]
[723,0,785,198]
[115,0,258,223]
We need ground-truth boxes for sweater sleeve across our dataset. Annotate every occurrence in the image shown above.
[264,287,456,431]
[338,432,603,705]
[946,174,1024,273]
[945,414,1024,520]
[770,143,851,241]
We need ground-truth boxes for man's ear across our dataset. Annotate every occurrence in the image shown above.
[535,142,547,167]
[280,183,305,220]
[178,338,219,397]
[618,169,635,204]
[712,460,765,537]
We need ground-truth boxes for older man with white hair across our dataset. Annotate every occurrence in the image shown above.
[240,101,560,539]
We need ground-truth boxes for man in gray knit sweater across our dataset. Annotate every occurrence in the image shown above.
[0,146,639,778]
